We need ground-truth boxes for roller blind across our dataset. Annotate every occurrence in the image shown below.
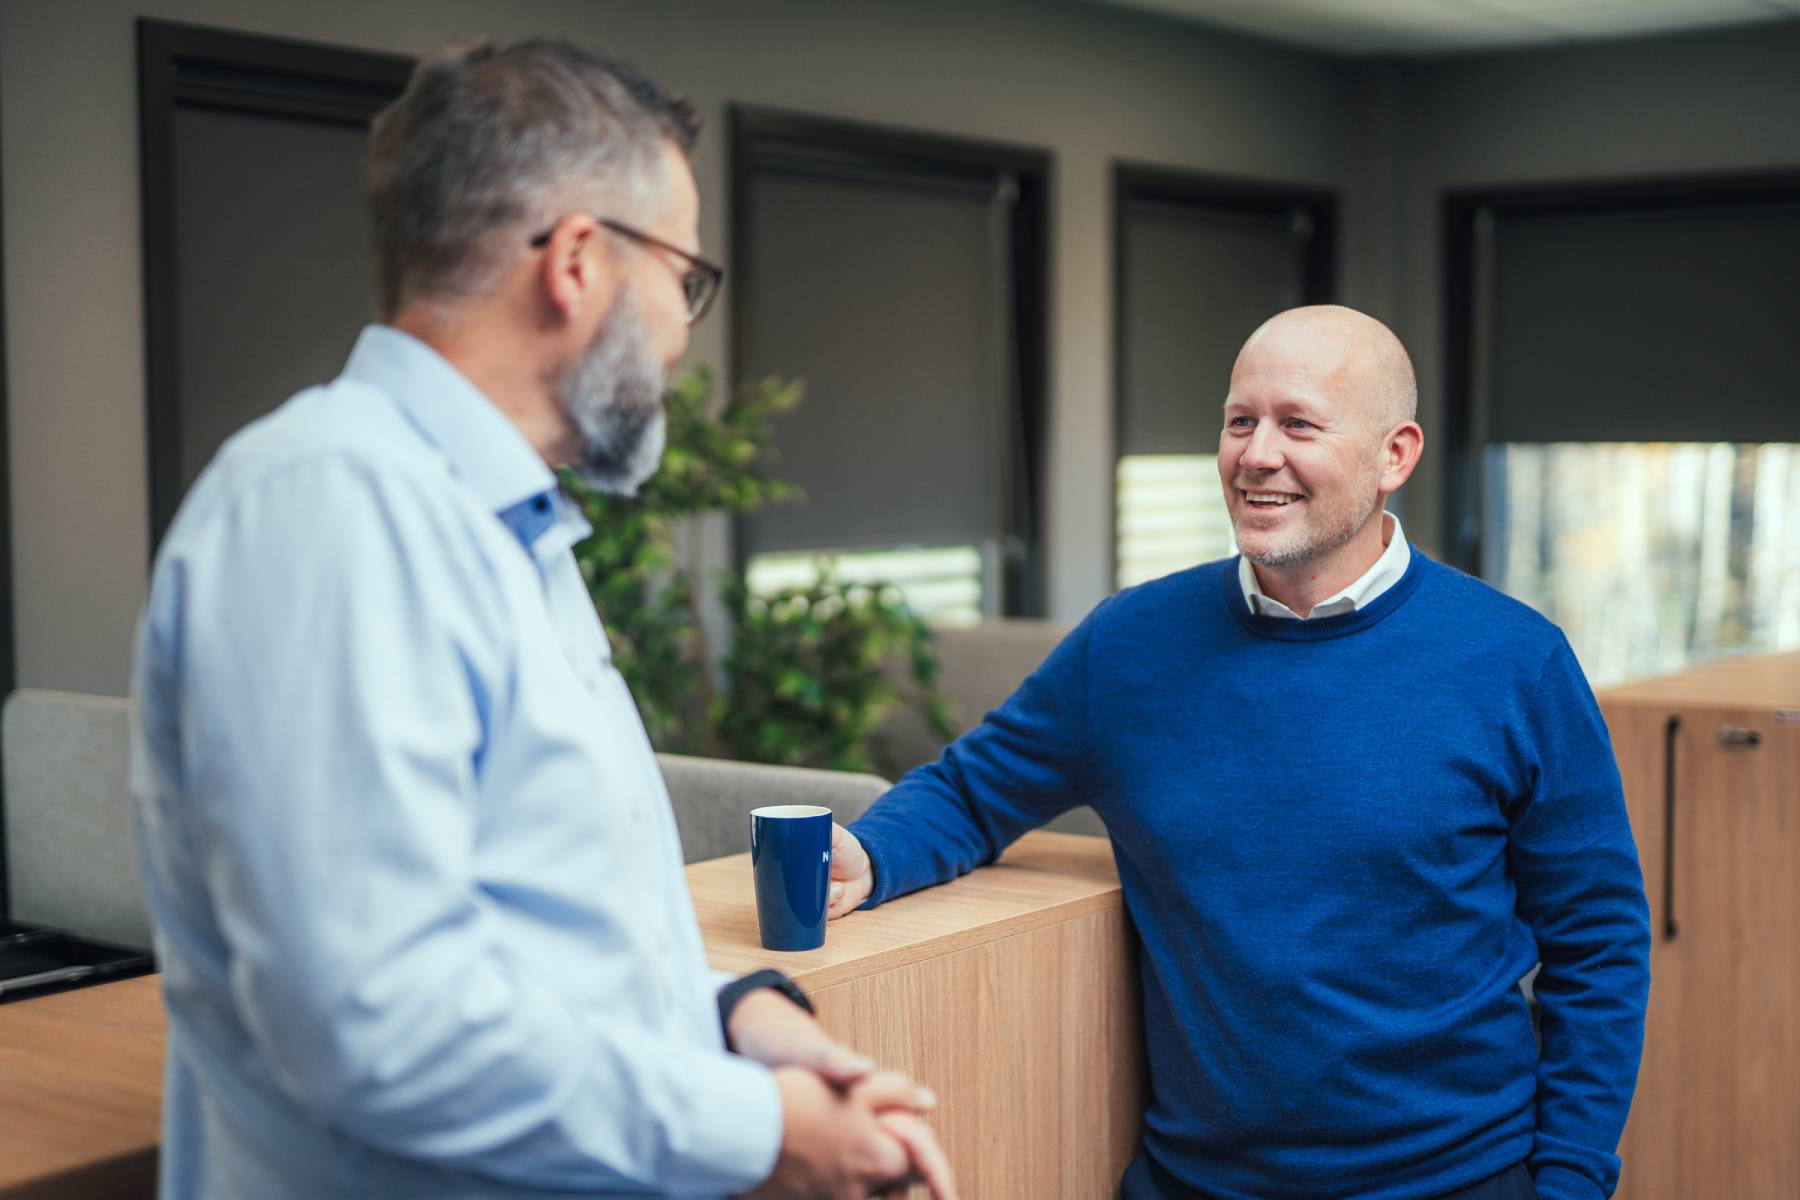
[1118,202,1310,456]
[737,169,1011,556]
[1486,203,1800,445]
[174,108,373,498]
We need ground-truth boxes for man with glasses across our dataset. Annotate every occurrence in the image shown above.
[132,38,951,1200]
[528,216,724,324]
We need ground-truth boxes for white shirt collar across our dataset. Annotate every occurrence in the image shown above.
[1238,511,1411,620]
[343,324,558,519]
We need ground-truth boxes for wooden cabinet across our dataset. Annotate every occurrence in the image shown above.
[689,832,1145,1198]
[1602,652,1800,1200]
[4,834,1143,1199]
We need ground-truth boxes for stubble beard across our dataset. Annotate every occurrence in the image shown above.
[1231,457,1385,571]
[558,288,668,497]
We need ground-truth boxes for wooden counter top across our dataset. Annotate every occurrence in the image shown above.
[687,830,1123,990]
[0,973,164,1197]
[0,831,1126,1197]
[689,830,1141,1196]
[1600,649,1800,711]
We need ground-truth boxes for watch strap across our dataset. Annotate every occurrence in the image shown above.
[718,968,814,1049]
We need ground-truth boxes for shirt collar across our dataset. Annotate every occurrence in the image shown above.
[341,324,559,521]
[1237,511,1411,620]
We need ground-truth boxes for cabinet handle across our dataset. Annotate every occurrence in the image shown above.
[1716,726,1762,748]
[1663,715,1679,942]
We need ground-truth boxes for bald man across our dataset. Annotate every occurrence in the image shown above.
[828,307,1649,1200]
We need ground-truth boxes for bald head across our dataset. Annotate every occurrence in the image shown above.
[1234,305,1417,433]
[1219,303,1425,590]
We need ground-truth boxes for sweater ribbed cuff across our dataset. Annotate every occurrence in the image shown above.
[849,820,892,907]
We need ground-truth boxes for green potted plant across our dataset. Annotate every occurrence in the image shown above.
[560,367,955,774]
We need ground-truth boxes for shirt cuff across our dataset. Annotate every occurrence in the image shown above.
[684,1052,783,1193]
[1532,1164,1607,1200]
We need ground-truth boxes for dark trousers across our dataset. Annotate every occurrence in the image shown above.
[1117,1155,1540,1200]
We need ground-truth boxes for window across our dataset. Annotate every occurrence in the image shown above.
[1485,443,1800,686]
[732,109,1049,618]
[1115,456,1234,590]
[746,544,987,626]
[1112,166,1335,591]
[1447,177,1800,682]
[138,20,412,547]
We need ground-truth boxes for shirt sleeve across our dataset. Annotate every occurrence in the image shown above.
[150,455,780,1194]
[1510,638,1652,1200]
[850,608,1100,906]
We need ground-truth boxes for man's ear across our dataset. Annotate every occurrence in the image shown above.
[536,215,620,326]
[1378,421,1424,496]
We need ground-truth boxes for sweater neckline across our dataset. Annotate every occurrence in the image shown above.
[1220,551,1429,641]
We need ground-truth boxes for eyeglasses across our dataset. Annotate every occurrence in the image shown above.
[529,215,723,325]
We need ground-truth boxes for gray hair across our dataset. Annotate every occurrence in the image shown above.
[366,38,700,319]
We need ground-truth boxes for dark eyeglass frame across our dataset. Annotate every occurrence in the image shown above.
[529,215,724,324]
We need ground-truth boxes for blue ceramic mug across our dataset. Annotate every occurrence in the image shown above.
[750,805,833,951]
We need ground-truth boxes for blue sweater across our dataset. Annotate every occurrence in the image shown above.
[850,554,1649,1200]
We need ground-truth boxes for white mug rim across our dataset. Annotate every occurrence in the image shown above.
[750,804,832,819]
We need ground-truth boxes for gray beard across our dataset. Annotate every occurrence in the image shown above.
[559,293,668,496]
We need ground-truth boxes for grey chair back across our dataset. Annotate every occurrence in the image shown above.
[0,688,891,947]
[657,753,889,863]
[3,689,151,949]
[878,619,1106,838]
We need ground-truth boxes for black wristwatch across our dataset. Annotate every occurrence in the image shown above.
[718,969,814,1049]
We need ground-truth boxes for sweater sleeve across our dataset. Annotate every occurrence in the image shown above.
[849,610,1099,906]
[1511,638,1651,1200]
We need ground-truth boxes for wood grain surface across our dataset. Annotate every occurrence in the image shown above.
[1603,698,1680,1200]
[688,831,1126,990]
[0,973,164,1198]
[1599,649,1799,710]
[691,831,1144,1198]
[0,832,1141,1199]
[811,906,1144,1198]
[1604,694,1800,1200]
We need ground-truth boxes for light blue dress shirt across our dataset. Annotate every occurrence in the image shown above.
[131,325,780,1197]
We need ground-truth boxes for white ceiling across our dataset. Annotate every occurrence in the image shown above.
[1087,0,1800,56]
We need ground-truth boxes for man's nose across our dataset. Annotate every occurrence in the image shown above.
[1240,422,1283,470]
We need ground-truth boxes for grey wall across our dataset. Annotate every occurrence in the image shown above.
[6,0,1798,698]
[1390,22,1800,554]
[0,0,1371,696]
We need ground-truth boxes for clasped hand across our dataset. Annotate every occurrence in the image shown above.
[729,986,956,1200]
